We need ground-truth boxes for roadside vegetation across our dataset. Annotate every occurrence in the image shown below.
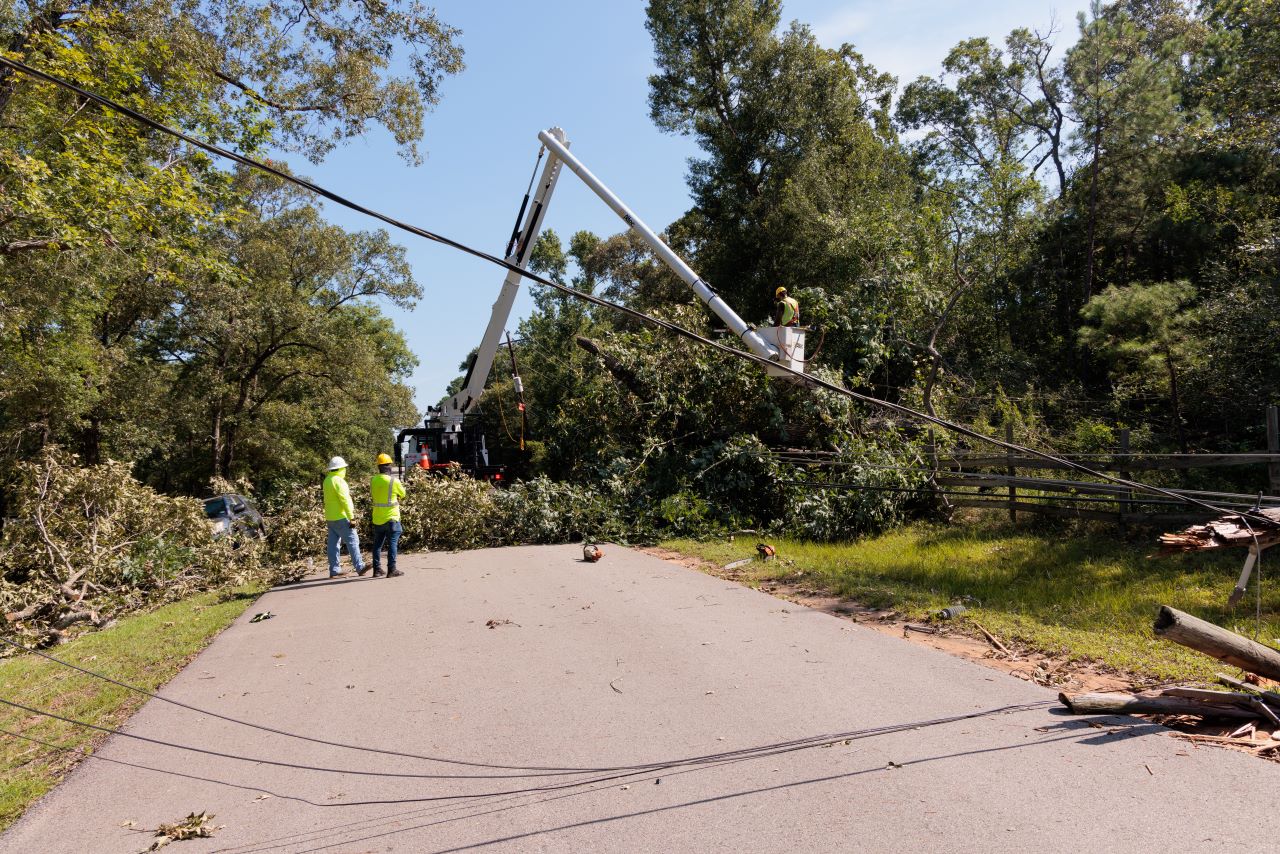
[1,0,1279,815]
[0,584,262,832]
[665,515,1280,683]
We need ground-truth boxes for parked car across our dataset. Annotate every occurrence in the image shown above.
[203,493,266,539]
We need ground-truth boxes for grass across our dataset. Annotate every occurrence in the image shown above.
[663,516,1280,683]
[0,584,264,832]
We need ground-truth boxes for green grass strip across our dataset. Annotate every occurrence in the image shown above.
[665,519,1280,683]
[0,584,263,832]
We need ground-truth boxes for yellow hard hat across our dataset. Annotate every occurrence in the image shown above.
[775,286,787,298]
[376,453,393,466]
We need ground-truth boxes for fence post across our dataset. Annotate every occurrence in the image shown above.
[1118,428,1132,521]
[1268,405,1280,497]
[1006,422,1017,522]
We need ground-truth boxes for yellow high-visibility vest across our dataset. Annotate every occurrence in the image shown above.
[323,470,355,522]
[370,473,405,525]
[779,296,800,326]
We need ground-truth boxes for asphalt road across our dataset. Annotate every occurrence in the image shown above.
[5,544,1280,853]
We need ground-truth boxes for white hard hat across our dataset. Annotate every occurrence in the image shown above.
[327,456,347,471]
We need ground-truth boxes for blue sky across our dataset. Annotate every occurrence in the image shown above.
[307,1,1095,413]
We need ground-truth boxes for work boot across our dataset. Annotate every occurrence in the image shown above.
[387,569,404,578]
[356,565,369,577]
[372,569,384,577]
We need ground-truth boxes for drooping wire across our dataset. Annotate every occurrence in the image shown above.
[0,697,590,780]
[0,56,1271,530]
[0,635,599,773]
[1,701,1051,808]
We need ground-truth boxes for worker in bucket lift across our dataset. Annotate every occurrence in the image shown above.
[370,452,406,578]
[323,456,366,578]
[773,287,800,327]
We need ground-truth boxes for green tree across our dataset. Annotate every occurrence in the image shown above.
[1066,0,1187,299]
[644,0,922,385]
[0,1,458,503]
[1078,280,1200,452]
[152,174,420,492]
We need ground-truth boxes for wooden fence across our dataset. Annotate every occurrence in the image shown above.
[932,405,1280,526]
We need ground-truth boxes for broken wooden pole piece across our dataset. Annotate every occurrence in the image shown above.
[1216,673,1280,706]
[1153,606,1280,681]
[1058,691,1258,719]
[1161,686,1256,704]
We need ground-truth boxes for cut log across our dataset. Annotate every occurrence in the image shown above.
[1059,691,1257,719]
[1153,606,1280,681]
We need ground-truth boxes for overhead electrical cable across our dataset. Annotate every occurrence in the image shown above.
[1,54,1270,529]
[0,635,599,773]
[0,701,1050,808]
[0,696,597,781]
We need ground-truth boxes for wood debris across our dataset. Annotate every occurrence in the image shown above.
[1060,604,1280,736]
[1158,507,1280,552]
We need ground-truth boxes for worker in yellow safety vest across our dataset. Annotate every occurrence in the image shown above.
[323,456,366,578]
[369,452,407,578]
[773,287,800,327]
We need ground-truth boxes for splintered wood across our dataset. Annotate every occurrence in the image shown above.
[1157,507,1280,552]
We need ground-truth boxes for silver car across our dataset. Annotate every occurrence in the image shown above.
[203,493,266,539]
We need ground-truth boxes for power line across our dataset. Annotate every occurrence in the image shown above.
[0,56,1269,529]
[0,696,588,781]
[0,636,595,773]
[1,701,1050,808]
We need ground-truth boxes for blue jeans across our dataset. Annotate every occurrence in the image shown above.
[326,519,364,576]
[371,520,402,574]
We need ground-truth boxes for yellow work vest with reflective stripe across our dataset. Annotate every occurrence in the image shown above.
[370,473,404,525]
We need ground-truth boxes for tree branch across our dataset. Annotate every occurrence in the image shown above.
[213,69,328,113]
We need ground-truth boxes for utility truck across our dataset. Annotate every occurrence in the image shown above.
[395,127,806,479]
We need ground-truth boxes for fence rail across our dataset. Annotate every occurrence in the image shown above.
[927,405,1280,525]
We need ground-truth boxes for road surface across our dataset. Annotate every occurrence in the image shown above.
[5,545,1280,852]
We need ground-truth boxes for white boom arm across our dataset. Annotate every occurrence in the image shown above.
[536,129,780,362]
[438,128,568,427]
[436,126,795,440]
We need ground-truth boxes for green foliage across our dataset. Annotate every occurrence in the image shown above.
[0,449,275,644]
[396,469,496,551]
[492,477,630,544]
[0,1,455,507]
[1079,280,1201,448]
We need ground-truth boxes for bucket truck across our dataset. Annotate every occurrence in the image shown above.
[396,126,806,480]
[394,128,567,481]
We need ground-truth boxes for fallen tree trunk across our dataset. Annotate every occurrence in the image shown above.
[1059,691,1257,719]
[1153,606,1280,681]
